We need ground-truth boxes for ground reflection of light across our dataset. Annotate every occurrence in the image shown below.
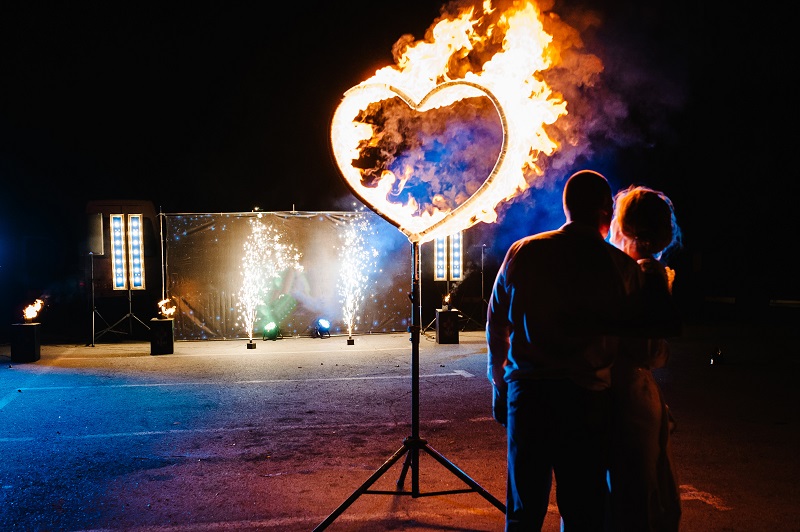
[338,211,378,338]
[238,218,303,342]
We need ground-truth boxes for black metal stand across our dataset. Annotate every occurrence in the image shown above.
[480,243,488,324]
[313,241,505,531]
[95,287,150,341]
[87,252,110,347]
[457,243,489,331]
[457,309,485,332]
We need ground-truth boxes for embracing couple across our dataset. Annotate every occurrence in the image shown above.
[487,170,683,532]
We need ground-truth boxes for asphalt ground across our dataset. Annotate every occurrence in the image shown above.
[1,315,799,531]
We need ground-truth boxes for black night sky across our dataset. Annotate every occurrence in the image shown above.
[0,1,795,339]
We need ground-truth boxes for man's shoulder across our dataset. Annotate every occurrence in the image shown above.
[507,229,558,248]
[523,228,562,242]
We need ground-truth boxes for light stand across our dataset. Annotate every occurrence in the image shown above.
[457,308,486,332]
[481,243,488,319]
[95,287,150,341]
[313,240,505,531]
[456,243,489,331]
[441,244,488,333]
[87,252,110,347]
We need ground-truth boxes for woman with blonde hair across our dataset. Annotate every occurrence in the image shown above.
[608,184,683,531]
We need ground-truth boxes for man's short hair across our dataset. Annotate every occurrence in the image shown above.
[563,170,613,221]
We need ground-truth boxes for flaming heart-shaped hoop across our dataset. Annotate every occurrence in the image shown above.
[331,80,508,244]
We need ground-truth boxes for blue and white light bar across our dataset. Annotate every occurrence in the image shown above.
[434,232,464,281]
[434,236,447,281]
[110,214,128,290]
[127,214,146,290]
[449,231,463,281]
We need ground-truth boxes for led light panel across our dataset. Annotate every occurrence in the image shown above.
[127,214,145,289]
[434,236,447,281]
[110,214,128,290]
[449,232,463,281]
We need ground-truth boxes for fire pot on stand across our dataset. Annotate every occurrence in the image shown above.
[11,322,41,363]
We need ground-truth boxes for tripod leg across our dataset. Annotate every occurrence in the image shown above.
[315,240,505,530]
[132,313,151,330]
[394,436,425,493]
[90,310,111,345]
[459,313,485,331]
[314,443,410,531]
[397,449,412,489]
[96,313,129,340]
[420,443,506,512]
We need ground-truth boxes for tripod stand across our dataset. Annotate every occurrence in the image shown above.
[481,243,488,321]
[87,252,111,347]
[314,240,505,531]
[95,287,150,341]
[457,243,490,331]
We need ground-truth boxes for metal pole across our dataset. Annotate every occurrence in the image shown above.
[128,288,133,335]
[312,238,504,532]
[410,240,421,493]
[90,253,95,347]
[159,209,166,302]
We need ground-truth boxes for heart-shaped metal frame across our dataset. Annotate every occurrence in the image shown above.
[331,80,508,243]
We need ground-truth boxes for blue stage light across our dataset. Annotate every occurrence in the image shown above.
[315,318,331,338]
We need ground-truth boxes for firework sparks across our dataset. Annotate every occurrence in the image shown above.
[338,211,379,338]
[238,217,303,342]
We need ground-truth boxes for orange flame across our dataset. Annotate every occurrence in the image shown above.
[23,299,44,321]
[158,298,176,318]
[331,1,595,243]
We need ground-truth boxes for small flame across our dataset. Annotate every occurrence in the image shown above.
[23,299,44,321]
[331,1,593,243]
[158,298,176,318]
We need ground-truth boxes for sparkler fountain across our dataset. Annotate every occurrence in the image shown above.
[337,211,378,345]
[316,1,587,528]
[237,217,303,348]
